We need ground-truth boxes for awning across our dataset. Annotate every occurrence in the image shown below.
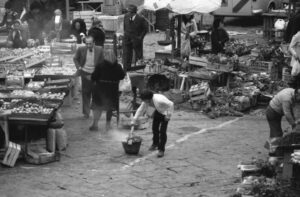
[141,0,222,14]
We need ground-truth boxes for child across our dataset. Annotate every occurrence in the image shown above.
[131,90,174,158]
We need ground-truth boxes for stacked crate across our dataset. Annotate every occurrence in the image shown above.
[102,0,122,16]
[72,11,103,30]
[188,82,210,109]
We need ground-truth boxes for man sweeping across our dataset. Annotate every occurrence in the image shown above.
[131,90,174,158]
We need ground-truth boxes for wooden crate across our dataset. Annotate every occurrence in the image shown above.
[2,142,21,167]
[97,14,124,33]
[248,59,274,74]
[102,4,122,16]
[188,56,208,67]
[207,62,233,73]
[72,11,103,30]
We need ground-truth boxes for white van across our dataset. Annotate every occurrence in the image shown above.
[213,0,287,17]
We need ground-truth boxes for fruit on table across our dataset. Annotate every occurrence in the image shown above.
[39,92,66,100]
[12,102,53,114]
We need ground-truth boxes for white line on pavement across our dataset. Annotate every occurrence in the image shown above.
[121,118,240,170]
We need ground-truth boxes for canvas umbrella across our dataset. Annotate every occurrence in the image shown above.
[141,0,221,14]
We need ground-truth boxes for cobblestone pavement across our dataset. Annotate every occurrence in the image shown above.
[0,99,279,197]
[0,17,275,197]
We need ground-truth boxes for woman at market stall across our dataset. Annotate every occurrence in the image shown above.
[21,1,46,46]
[70,18,87,44]
[90,49,125,131]
[0,1,19,33]
[6,19,28,48]
[211,18,229,54]
[180,14,198,59]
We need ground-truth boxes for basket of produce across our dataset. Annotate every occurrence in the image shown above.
[122,126,142,155]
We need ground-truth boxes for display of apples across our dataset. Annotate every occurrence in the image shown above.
[12,102,53,114]
[39,92,66,100]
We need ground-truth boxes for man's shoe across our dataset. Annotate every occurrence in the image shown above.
[89,125,98,131]
[157,150,164,158]
[148,145,158,151]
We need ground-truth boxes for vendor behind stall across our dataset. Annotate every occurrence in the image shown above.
[87,17,105,46]
[211,18,229,54]
[21,2,46,45]
[0,1,19,33]
[6,19,28,48]
[180,14,198,58]
[44,9,71,42]
[266,88,300,148]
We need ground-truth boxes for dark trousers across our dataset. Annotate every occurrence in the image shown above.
[266,105,283,138]
[122,37,143,71]
[81,72,93,116]
[152,110,169,152]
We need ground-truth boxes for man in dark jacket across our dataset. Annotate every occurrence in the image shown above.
[285,9,300,43]
[122,4,148,71]
[88,18,105,46]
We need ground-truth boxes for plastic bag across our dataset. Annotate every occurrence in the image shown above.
[119,73,132,92]
[181,38,191,58]
[274,19,286,30]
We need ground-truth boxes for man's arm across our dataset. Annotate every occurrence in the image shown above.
[282,101,296,127]
[73,48,81,70]
[132,102,148,124]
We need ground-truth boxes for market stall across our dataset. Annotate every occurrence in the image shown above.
[0,42,77,166]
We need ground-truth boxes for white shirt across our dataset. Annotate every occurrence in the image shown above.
[82,49,95,74]
[289,31,300,76]
[133,94,174,122]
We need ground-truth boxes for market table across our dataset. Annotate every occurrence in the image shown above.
[8,111,56,155]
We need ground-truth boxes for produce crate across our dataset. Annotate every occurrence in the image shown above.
[72,11,103,29]
[248,59,274,74]
[188,56,208,67]
[102,4,122,16]
[206,62,233,73]
[2,142,21,167]
[97,15,124,33]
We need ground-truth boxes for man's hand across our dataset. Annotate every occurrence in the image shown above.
[164,116,170,121]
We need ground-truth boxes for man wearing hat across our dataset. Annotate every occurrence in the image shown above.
[6,20,28,48]
[122,4,148,71]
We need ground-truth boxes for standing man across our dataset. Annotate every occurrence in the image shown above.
[73,36,104,119]
[266,88,300,148]
[122,4,148,71]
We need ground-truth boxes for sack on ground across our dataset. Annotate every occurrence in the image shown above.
[56,129,68,151]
